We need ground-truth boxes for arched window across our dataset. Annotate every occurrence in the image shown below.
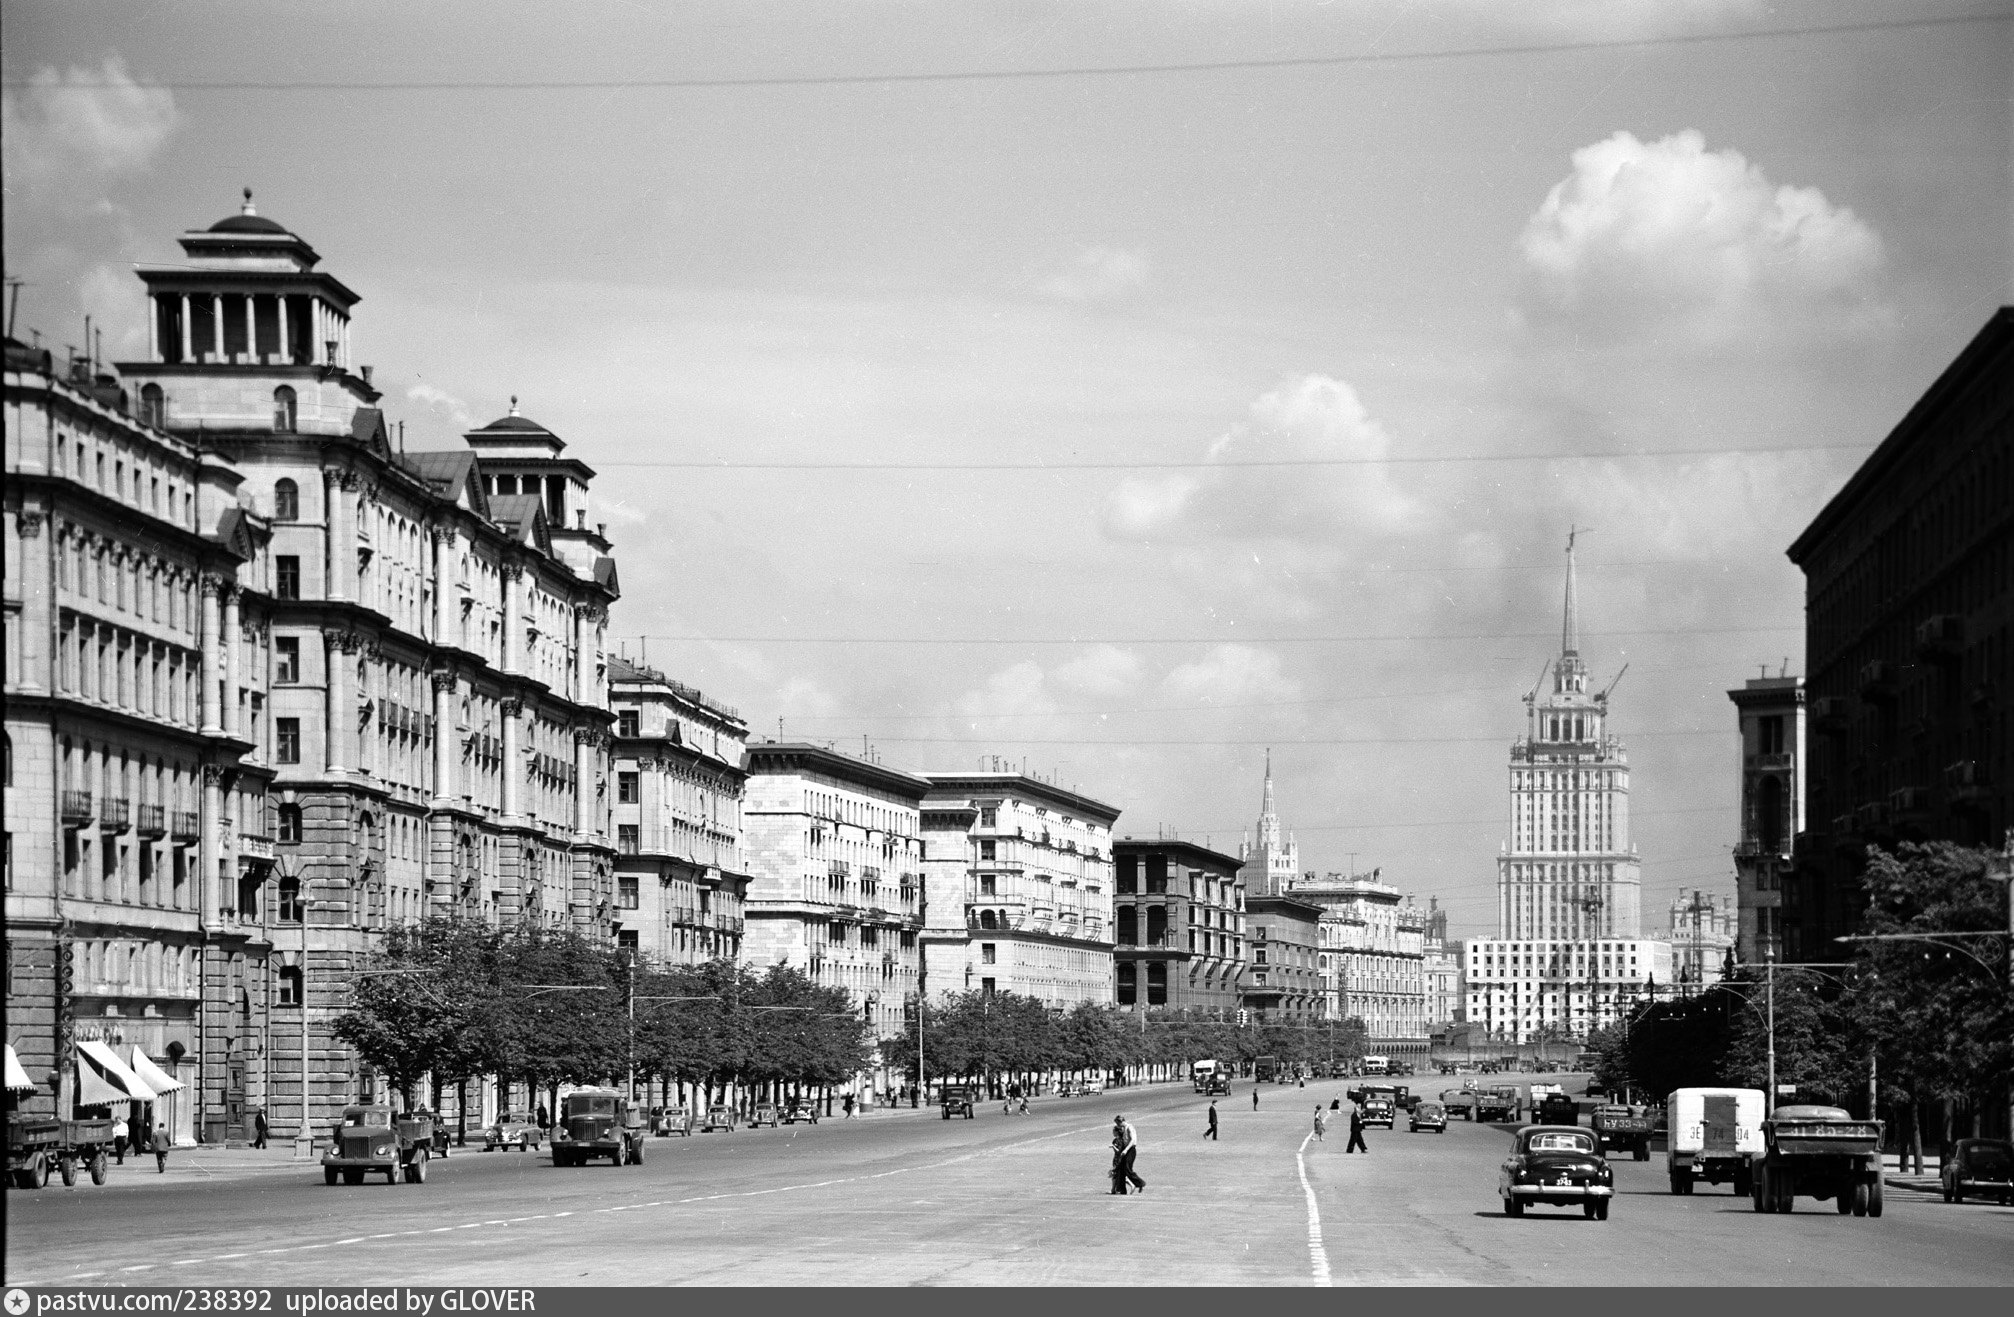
[274,479,298,521]
[978,909,998,930]
[272,386,297,433]
[140,384,166,428]
[276,804,302,844]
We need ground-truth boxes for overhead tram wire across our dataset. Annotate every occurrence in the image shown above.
[629,623,1799,644]
[591,440,1872,472]
[26,12,2002,92]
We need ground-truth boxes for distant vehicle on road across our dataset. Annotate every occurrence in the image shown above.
[1409,1101,1448,1134]
[1255,1056,1280,1084]
[1941,1138,2013,1205]
[653,1105,694,1136]
[1499,1125,1614,1220]
[1666,1088,1763,1196]
[1360,1094,1396,1129]
[8,1114,115,1188]
[701,1104,738,1133]
[322,1105,432,1185]
[1192,1060,1226,1092]
[1590,1105,1653,1161]
[552,1089,646,1166]
[748,1102,781,1128]
[483,1111,542,1152]
[1474,1088,1519,1122]
[1751,1104,1883,1216]
[1440,1089,1477,1121]
[780,1099,820,1125]
[1361,1054,1391,1076]
[940,1085,976,1120]
[1535,1092,1580,1127]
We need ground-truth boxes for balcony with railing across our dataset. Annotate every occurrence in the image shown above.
[240,833,276,861]
[61,790,95,825]
[137,804,167,838]
[100,797,131,831]
[172,810,201,841]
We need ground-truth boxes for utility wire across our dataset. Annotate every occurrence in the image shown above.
[786,728,1731,747]
[634,624,1797,644]
[20,12,1999,92]
[594,441,1868,472]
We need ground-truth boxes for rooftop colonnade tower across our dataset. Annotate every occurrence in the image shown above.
[1500,532,1641,941]
[112,194,623,1141]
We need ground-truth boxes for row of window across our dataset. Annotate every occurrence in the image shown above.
[55,431,193,529]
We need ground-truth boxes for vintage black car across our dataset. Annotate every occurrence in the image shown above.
[551,1089,645,1166]
[1499,1125,1614,1219]
[1409,1101,1448,1134]
[940,1085,976,1120]
[483,1110,542,1152]
[1941,1138,2013,1205]
[780,1099,820,1125]
[1359,1095,1396,1129]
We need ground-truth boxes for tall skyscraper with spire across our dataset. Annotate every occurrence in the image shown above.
[1499,532,1642,940]
[1242,751,1301,895]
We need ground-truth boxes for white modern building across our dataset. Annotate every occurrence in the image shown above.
[1463,938,1672,1042]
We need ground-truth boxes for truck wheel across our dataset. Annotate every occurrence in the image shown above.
[386,1166,399,1185]
[1634,1145,1648,1162]
[30,1154,50,1189]
[325,1167,339,1186]
[90,1151,108,1185]
[1866,1176,1883,1218]
[58,1157,77,1187]
[1669,1172,1684,1196]
[410,1152,428,1184]
[633,1141,644,1166]
[1752,1166,1769,1212]
[1837,1188,1854,1214]
[1773,1169,1795,1213]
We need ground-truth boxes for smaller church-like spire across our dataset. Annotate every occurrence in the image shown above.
[1562,526,1587,658]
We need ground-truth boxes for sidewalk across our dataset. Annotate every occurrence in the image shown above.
[1879,1152,1942,1195]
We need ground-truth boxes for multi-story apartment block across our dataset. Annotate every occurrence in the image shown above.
[1665,889,1738,989]
[5,337,268,1144]
[1786,308,2012,961]
[0,195,627,1146]
[1422,899,1463,1028]
[742,744,926,1086]
[608,656,748,966]
[918,772,1119,1007]
[1242,894,1324,1022]
[1463,937,1672,1043]
[1728,674,1805,965]
[1299,874,1429,1062]
[1111,838,1246,1014]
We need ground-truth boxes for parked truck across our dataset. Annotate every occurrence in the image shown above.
[1667,1087,1764,1196]
[1254,1055,1279,1084]
[6,1114,117,1189]
[1751,1104,1884,1216]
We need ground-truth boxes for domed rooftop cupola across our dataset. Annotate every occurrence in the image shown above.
[465,397,603,556]
[207,189,291,235]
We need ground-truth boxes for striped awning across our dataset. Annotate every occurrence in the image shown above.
[76,1039,156,1107]
[130,1047,186,1094]
[4,1043,35,1093]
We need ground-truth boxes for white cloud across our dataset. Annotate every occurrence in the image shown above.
[1,56,178,189]
[1157,645,1299,708]
[77,262,152,359]
[1052,645,1145,697]
[775,676,842,722]
[1034,246,1151,303]
[1517,129,1890,345]
[405,382,476,430]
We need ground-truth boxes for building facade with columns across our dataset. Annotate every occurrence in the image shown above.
[81,196,623,1144]
[1111,837,1245,1015]
[5,336,270,1144]
[918,773,1119,1008]
[1297,875,1430,1060]
[608,655,748,966]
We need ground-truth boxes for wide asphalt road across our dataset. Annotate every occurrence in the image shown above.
[7,1075,2012,1286]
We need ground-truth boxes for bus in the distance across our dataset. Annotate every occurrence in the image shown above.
[1361,1055,1392,1076]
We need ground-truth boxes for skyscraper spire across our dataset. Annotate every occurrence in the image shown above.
[1563,527,1585,658]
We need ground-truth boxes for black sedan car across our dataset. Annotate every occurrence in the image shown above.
[1941,1138,2013,1205]
[1499,1125,1614,1220]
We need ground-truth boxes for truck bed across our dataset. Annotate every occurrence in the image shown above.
[1769,1119,1881,1158]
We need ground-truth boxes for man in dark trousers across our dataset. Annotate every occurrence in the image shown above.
[1204,1101,1219,1140]
[1344,1102,1370,1154]
[1110,1115,1145,1194]
[1251,1087,1260,1112]
[252,1110,268,1150]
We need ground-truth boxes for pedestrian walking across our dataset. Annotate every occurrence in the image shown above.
[1204,1101,1219,1141]
[842,1093,856,1119]
[1330,1097,1341,1110]
[1298,1075,1306,1089]
[1251,1087,1260,1112]
[1110,1115,1145,1195]
[252,1110,268,1150]
[112,1114,129,1164]
[536,1103,550,1134]
[153,1117,171,1173]
[1314,1107,1327,1141]
[1344,1104,1369,1155]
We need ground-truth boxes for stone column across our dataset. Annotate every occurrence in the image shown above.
[148,297,159,362]
[180,294,192,362]
[501,697,523,821]
[244,296,257,363]
[360,645,379,779]
[574,729,595,837]
[14,509,48,694]
[501,563,523,674]
[326,472,356,604]
[211,295,224,360]
[431,526,454,645]
[325,632,352,774]
[277,294,289,363]
[200,763,226,932]
[222,585,242,738]
[431,670,457,804]
[200,574,224,735]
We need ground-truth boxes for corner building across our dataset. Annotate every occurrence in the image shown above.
[101,197,622,1142]
[1111,838,1246,1014]
[918,773,1119,1007]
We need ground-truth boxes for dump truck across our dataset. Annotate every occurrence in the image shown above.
[1751,1104,1884,1216]
[1590,1104,1654,1161]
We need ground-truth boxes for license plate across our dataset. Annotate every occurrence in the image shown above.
[1555,1175,1571,1185]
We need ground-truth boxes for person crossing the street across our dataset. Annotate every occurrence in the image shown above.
[1344,1102,1369,1154]
[1203,1101,1219,1141]
[1313,1106,1326,1142]
[1110,1115,1145,1195]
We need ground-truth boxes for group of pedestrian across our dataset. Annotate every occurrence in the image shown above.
[109,1111,174,1172]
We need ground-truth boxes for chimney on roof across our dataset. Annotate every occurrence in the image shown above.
[360,365,373,385]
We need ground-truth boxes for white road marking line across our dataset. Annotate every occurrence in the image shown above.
[1296,1132,1333,1287]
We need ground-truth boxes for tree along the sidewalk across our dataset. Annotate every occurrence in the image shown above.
[333,917,508,1110]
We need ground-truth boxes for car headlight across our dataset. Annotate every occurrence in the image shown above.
[375,1144,392,1157]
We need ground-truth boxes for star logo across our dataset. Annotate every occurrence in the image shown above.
[4,1288,31,1316]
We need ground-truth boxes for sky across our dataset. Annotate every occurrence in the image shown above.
[7,0,2012,941]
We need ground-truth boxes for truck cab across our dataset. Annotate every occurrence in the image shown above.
[551,1089,645,1167]
[322,1105,433,1185]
